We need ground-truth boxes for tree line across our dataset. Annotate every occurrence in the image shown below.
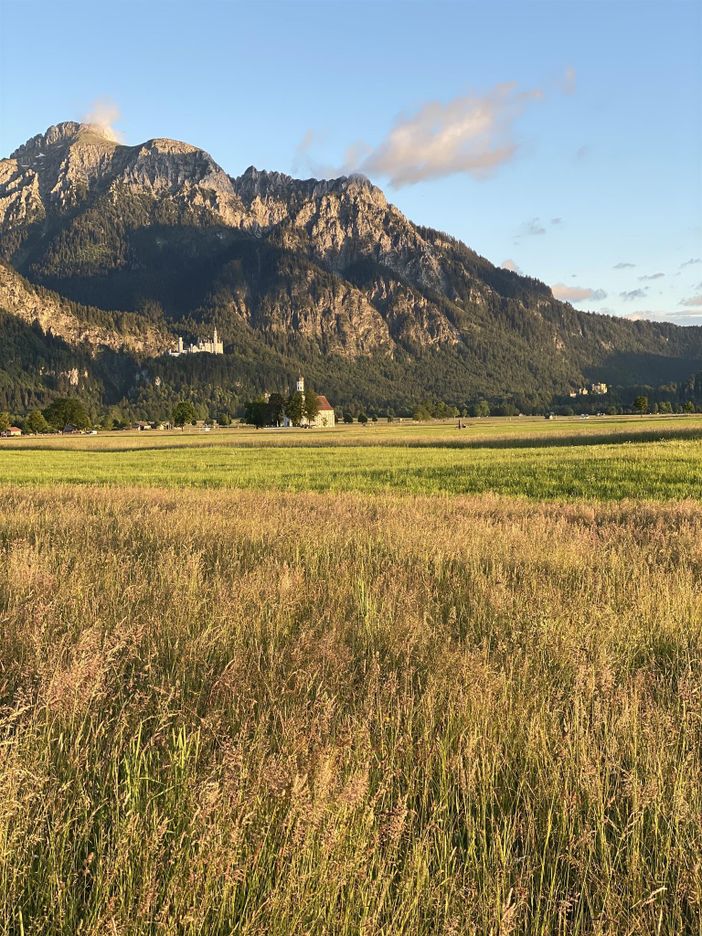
[243,390,320,428]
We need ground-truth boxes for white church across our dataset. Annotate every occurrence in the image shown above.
[283,375,336,428]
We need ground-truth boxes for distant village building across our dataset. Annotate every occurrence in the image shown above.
[1,426,22,437]
[283,375,336,427]
[170,327,223,356]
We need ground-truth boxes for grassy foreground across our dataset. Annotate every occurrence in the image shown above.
[2,486,702,934]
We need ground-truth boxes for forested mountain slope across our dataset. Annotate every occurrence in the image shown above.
[2,121,701,412]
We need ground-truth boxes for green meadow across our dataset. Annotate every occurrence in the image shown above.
[3,415,702,934]
[2,415,702,500]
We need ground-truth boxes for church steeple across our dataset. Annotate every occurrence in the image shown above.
[296,374,305,393]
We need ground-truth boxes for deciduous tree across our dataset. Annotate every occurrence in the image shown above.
[173,401,197,429]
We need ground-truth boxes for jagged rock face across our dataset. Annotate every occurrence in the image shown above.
[253,272,393,356]
[0,123,473,357]
[0,123,450,292]
[232,167,446,290]
[1,122,247,231]
[2,121,702,397]
[0,261,167,355]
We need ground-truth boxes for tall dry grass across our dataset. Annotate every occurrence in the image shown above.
[1,486,702,934]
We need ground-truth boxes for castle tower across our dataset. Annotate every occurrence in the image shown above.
[177,336,184,354]
[296,375,305,393]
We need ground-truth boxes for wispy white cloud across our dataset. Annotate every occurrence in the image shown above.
[82,98,123,142]
[353,82,543,187]
[291,128,344,178]
[515,217,547,239]
[621,288,648,301]
[638,272,665,281]
[552,283,607,303]
[680,294,702,307]
[620,309,702,325]
[292,128,315,172]
[613,262,636,269]
[501,259,522,273]
[562,66,577,95]
[681,258,701,267]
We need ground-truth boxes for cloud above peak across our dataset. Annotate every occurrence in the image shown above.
[551,283,606,303]
[82,98,123,143]
[353,82,543,187]
[501,259,523,273]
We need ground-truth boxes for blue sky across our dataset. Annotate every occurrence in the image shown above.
[1,0,700,322]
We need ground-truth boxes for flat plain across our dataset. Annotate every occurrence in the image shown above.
[3,414,702,499]
[2,416,702,934]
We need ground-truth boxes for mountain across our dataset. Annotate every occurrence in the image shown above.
[2,120,702,416]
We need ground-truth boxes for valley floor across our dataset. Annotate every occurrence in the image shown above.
[2,418,702,933]
[2,414,702,500]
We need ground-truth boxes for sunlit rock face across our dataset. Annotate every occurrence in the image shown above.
[1,121,700,399]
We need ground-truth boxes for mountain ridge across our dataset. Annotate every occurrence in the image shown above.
[1,121,702,415]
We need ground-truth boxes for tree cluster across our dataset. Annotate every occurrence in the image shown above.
[243,389,321,429]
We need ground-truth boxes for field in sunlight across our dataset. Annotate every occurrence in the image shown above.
[2,417,702,933]
[2,415,702,500]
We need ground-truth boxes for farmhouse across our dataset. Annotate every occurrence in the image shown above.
[1,426,22,437]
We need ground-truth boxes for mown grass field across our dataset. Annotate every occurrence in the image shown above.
[2,415,702,500]
[2,417,702,934]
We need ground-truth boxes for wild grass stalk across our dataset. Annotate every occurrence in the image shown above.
[1,487,702,932]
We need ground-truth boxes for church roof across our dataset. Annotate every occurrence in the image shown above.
[316,395,334,411]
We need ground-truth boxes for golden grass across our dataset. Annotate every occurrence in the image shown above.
[2,486,702,933]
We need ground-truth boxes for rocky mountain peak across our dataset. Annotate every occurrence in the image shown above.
[11,121,119,161]
[2,120,702,409]
[1,121,248,232]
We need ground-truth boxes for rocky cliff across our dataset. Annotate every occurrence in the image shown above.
[0,261,166,355]
[2,121,702,408]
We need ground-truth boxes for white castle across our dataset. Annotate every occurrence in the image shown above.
[170,328,223,356]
